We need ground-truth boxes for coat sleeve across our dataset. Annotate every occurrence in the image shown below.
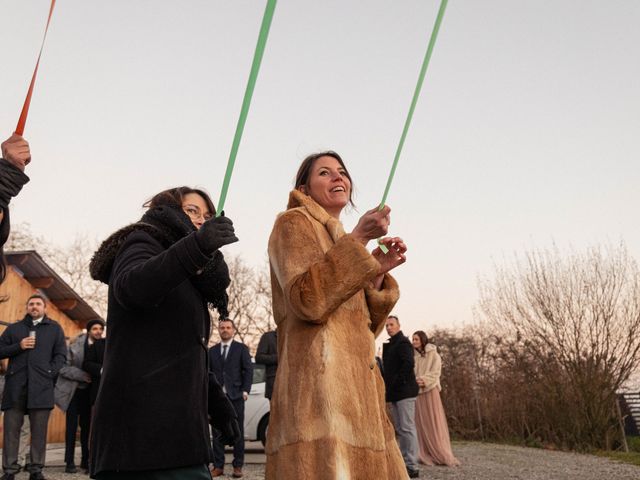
[0,328,22,359]
[365,274,400,337]
[255,333,277,366]
[241,345,253,395]
[50,326,67,376]
[268,211,380,324]
[111,230,211,310]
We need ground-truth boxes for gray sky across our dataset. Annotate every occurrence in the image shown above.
[1,1,638,339]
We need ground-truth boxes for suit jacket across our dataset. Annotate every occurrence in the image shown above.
[255,330,277,399]
[209,340,252,401]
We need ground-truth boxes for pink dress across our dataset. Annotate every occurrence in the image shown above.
[414,345,460,466]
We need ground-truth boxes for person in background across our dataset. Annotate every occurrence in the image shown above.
[209,319,253,478]
[412,331,460,467]
[83,321,106,408]
[0,134,31,284]
[58,319,105,474]
[0,294,67,480]
[383,315,420,478]
[255,329,277,400]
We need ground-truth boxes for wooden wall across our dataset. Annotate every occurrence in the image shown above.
[0,266,85,446]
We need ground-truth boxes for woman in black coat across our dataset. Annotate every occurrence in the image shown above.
[88,186,238,479]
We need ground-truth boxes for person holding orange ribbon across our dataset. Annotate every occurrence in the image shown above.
[0,134,31,284]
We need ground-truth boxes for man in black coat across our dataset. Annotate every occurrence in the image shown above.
[209,319,253,478]
[0,294,66,480]
[255,329,277,400]
[382,315,420,479]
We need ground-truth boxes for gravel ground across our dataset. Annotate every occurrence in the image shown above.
[12,441,640,479]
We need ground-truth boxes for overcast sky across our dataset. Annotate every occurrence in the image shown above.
[1,1,638,339]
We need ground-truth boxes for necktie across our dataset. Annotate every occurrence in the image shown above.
[222,344,228,364]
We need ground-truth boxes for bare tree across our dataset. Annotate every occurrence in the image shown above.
[209,255,273,354]
[475,242,640,449]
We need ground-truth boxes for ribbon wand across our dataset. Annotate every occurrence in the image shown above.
[216,0,277,216]
[377,0,448,253]
[15,0,57,136]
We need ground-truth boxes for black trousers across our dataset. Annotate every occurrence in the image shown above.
[212,397,245,469]
[2,389,51,475]
[65,387,91,467]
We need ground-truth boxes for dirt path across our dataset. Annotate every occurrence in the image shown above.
[29,441,640,479]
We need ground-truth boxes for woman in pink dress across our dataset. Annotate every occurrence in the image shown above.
[412,331,460,466]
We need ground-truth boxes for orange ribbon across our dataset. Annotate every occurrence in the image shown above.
[15,0,57,136]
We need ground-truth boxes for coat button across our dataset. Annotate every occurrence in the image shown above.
[369,362,375,370]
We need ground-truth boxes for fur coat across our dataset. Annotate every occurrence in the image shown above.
[265,190,408,480]
[414,344,442,394]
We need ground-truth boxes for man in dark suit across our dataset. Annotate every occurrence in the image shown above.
[209,319,253,479]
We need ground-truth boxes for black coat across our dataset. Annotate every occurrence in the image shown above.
[209,341,253,401]
[0,315,66,410]
[88,206,230,476]
[82,338,105,405]
[382,331,419,403]
[255,330,277,399]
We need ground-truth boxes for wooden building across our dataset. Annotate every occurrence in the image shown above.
[0,250,103,446]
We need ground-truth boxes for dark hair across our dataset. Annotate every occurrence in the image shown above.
[26,293,47,305]
[219,318,236,330]
[294,151,355,206]
[413,330,429,357]
[144,186,216,216]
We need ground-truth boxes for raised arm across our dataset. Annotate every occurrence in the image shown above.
[269,211,380,324]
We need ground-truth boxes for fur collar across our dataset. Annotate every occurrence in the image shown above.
[286,190,346,243]
[90,206,195,284]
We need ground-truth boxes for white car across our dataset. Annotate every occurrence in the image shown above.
[244,363,270,445]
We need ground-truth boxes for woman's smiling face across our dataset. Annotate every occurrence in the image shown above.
[300,155,351,218]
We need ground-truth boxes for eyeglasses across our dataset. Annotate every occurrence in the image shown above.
[182,204,213,221]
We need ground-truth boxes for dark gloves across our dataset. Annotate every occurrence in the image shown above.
[0,158,30,210]
[208,372,241,446]
[195,215,238,255]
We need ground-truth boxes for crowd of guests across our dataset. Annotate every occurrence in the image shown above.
[0,135,460,480]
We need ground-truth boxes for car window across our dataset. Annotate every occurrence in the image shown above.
[252,363,266,384]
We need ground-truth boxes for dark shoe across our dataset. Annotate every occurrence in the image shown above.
[65,465,78,474]
[407,467,420,478]
[210,467,224,477]
[29,473,46,480]
[232,467,244,478]
[1,474,16,480]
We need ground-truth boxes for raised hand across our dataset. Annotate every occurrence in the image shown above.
[372,237,407,275]
[1,134,31,171]
[351,205,391,245]
[195,215,239,254]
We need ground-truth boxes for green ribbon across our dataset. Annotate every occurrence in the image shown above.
[377,0,448,253]
[216,0,277,216]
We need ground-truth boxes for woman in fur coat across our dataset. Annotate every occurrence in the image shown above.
[88,187,238,480]
[412,331,460,466]
[266,151,410,480]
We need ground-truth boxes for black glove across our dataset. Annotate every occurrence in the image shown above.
[195,215,238,254]
[208,372,241,446]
